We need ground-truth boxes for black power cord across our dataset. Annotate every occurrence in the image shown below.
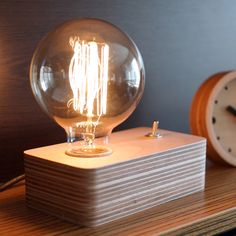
[0,174,25,192]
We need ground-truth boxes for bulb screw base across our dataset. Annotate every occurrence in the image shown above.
[66,145,112,158]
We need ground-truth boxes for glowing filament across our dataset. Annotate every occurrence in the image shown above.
[68,37,109,117]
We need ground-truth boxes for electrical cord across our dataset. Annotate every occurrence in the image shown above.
[0,174,25,192]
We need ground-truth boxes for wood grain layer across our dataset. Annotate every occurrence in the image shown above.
[0,162,235,235]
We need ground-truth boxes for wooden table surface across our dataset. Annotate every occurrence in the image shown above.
[0,161,236,236]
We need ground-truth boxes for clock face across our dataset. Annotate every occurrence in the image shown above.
[191,71,236,166]
[211,78,236,160]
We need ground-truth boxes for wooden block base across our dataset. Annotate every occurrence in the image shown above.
[24,127,206,227]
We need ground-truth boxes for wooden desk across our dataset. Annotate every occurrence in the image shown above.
[0,162,236,236]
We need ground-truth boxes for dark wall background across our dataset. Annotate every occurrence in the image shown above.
[1,0,236,180]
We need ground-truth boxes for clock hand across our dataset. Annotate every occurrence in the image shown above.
[226,105,236,117]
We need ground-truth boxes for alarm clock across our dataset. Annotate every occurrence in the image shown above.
[190,71,236,167]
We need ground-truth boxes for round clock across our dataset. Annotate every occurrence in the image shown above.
[190,71,236,166]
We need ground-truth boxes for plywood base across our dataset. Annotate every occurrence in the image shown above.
[24,127,206,227]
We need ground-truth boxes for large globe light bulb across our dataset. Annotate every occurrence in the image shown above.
[30,18,145,157]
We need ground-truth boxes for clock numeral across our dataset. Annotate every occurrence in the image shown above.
[212,117,216,124]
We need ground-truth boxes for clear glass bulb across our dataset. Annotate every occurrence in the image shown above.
[30,18,145,157]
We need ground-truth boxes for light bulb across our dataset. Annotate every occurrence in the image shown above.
[30,18,145,157]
